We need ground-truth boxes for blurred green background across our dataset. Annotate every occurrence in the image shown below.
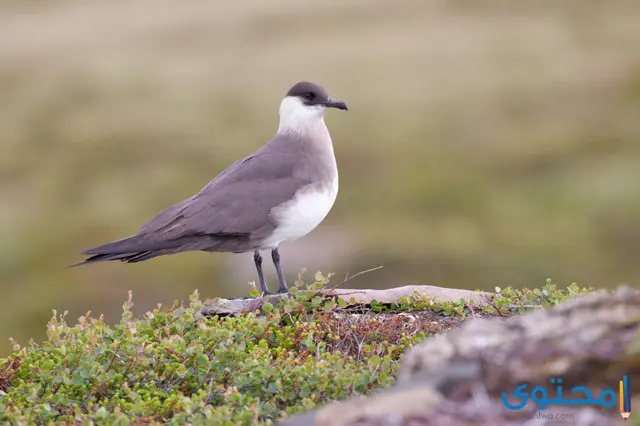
[1,0,639,355]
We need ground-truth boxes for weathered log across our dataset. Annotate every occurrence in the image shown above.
[200,285,493,316]
[279,286,640,426]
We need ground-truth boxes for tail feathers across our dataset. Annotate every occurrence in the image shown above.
[72,232,253,268]
[69,251,161,267]
[81,235,151,256]
[70,234,172,268]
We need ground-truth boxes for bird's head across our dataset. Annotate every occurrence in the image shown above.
[278,81,347,135]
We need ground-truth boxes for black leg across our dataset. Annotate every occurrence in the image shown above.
[271,247,289,294]
[253,250,270,295]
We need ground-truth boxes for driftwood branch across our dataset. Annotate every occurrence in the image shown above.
[200,285,493,317]
[280,286,640,426]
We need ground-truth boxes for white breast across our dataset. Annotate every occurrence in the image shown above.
[262,174,339,249]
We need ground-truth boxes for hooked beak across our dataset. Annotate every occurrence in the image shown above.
[323,97,348,111]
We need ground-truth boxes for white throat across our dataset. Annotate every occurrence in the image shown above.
[262,96,339,249]
[277,96,328,137]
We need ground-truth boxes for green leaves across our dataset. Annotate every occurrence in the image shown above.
[0,275,589,424]
[487,279,593,316]
[0,280,411,424]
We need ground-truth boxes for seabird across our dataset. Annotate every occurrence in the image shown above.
[73,81,348,295]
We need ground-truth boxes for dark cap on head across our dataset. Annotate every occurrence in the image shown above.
[285,81,348,111]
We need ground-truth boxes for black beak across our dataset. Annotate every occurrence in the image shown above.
[323,97,348,111]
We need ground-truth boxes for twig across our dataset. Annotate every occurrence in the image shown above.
[328,265,384,292]
[511,304,545,311]
[466,303,477,319]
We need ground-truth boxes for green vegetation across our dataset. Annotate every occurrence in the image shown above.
[0,277,593,424]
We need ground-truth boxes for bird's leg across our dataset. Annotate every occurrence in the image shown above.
[271,247,289,294]
[253,250,270,295]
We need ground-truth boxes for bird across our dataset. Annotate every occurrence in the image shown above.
[73,81,348,295]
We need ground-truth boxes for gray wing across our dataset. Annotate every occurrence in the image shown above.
[140,150,309,235]
[82,148,311,257]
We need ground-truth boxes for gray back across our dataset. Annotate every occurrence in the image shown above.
[128,131,336,252]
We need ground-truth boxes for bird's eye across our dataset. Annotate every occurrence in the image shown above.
[304,92,315,101]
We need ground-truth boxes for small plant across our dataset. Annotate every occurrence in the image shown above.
[488,278,594,316]
[0,274,594,424]
[0,278,425,424]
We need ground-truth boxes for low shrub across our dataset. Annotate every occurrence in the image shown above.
[0,275,592,425]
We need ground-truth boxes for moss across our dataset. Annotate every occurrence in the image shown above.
[0,276,593,425]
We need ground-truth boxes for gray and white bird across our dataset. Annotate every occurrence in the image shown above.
[73,81,348,295]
